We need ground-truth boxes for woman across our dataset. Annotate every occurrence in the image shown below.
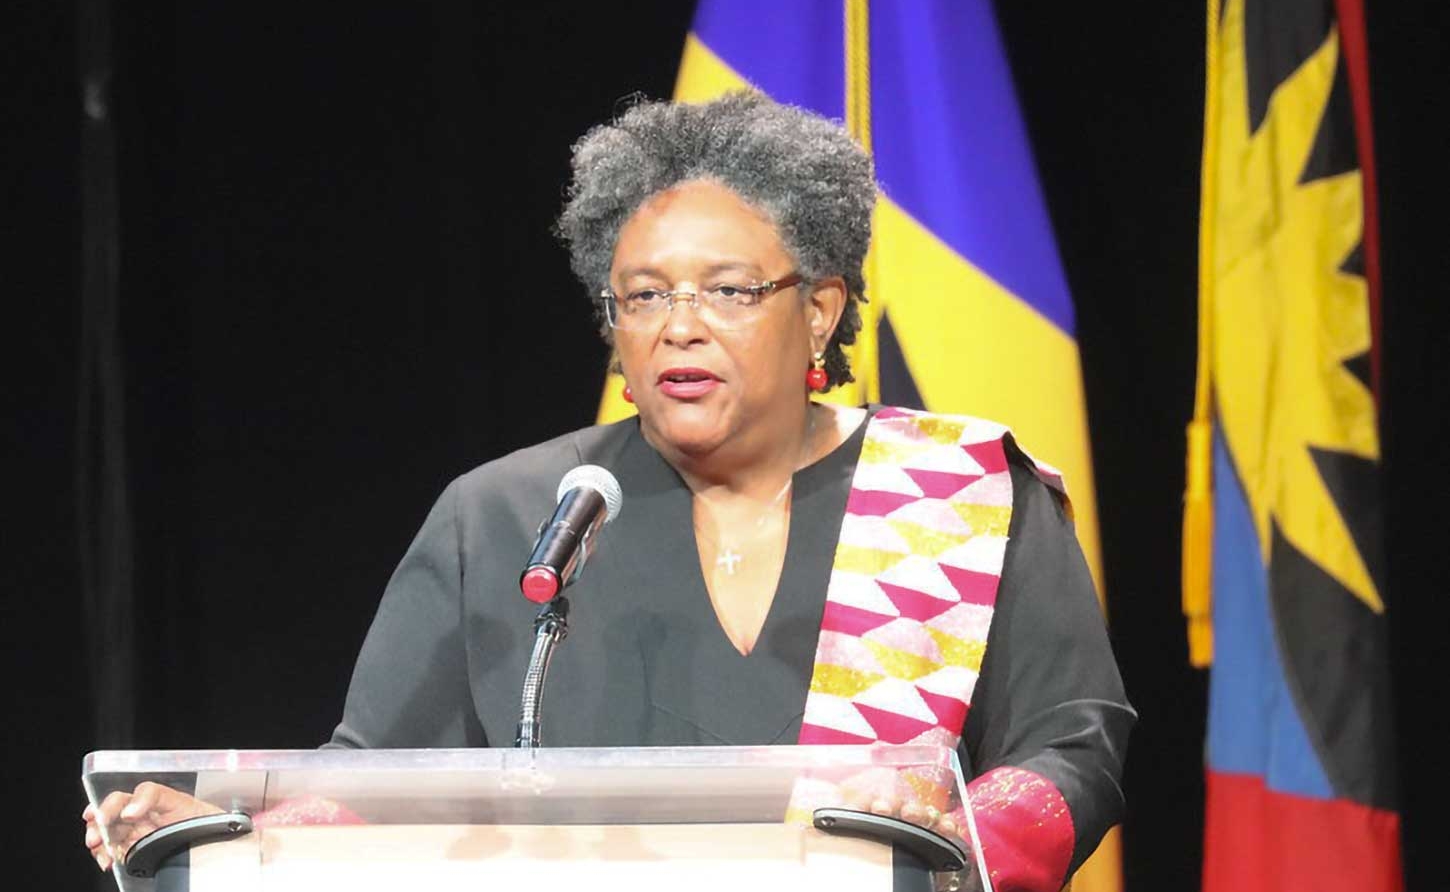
[86,92,1133,892]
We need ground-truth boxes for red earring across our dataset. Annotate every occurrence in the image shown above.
[806,351,829,392]
[622,384,634,403]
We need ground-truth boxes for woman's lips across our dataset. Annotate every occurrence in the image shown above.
[657,368,721,400]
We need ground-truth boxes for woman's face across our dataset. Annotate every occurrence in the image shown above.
[609,179,842,461]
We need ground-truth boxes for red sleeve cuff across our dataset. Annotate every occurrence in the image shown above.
[967,766,1074,892]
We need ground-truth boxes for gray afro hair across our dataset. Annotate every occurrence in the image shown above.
[556,91,876,388]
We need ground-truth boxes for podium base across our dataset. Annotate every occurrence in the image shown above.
[191,822,896,892]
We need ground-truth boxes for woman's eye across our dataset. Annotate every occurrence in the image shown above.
[712,284,762,302]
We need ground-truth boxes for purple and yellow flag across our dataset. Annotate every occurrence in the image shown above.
[597,3,1116,887]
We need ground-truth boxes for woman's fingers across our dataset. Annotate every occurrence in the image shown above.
[96,790,129,817]
[869,796,899,816]
[86,782,166,872]
[95,790,133,825]
[121,781,164,820]
[86,782,179,873]
[85,799,112,870]
[898,800,928,826]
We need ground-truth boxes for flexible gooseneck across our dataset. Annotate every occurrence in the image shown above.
[514,596,570,749]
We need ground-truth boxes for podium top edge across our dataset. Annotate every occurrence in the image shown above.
[83,744,963,777]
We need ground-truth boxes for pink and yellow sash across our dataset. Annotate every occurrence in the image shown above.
[799,406,1062,748]
[795,407,1077,891]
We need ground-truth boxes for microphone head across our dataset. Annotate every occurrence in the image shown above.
[556,464,623,523]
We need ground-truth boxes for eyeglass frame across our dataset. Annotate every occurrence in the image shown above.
[599,272,806,331]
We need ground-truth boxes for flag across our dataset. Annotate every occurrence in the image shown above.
[598,1,1118,887]
[1185,0,1400,889]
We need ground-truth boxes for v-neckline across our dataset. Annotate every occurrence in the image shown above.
[576,406,880,745]
[661,408,877,660]
[694,489,794,657]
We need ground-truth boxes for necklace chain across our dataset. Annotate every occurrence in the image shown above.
[692,405,818,577]
[694,478,791,576]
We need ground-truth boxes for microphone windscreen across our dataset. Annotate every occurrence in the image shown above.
[555,464,623,523]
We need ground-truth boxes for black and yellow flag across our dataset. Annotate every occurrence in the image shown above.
[1187,0,1400,888]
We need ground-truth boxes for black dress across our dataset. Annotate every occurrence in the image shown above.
[328,408,1135,874]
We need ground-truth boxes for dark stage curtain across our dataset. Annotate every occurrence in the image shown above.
[7,2,1445,890]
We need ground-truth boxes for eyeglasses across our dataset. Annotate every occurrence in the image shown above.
[600,272,805,332]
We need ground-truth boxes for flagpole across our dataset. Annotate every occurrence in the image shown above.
[844,0,881,406]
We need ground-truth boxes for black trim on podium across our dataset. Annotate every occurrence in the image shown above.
[126,813,253,879]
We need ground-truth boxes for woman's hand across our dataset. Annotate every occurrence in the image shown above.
[833,765,963,839]
[82,782,222,872]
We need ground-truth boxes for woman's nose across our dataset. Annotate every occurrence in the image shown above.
[660,290,710,343]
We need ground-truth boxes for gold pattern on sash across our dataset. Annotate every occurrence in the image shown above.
[926,628,987,674]
[860,436,932,466]
[863,640,941,682]
[948,502,1013,537]
[886,519,973,557]
[833,544,910,575]
[910,416,967,445]
[808,664,887,698]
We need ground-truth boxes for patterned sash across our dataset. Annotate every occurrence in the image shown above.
[792,406,1078,891]
[799,406,1062,747]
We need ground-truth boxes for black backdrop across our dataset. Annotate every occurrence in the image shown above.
[9,2,1448,890]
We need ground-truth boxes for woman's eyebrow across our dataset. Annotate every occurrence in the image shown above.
[699,261,760,278]
[616,261,762,282]
[614,265,666,282]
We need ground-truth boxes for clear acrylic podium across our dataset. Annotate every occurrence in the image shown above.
[84,744,990,892]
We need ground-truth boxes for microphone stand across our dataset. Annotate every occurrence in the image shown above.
[514,596,570,749]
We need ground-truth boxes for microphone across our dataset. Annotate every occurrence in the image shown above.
[519,465,623,603]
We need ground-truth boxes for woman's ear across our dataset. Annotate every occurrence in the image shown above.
[807,275,848,349]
